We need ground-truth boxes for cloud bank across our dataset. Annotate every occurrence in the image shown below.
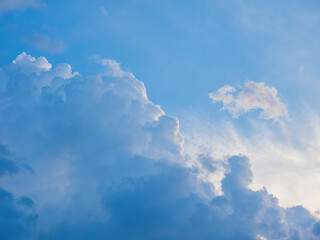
[0,53,319,239]
[182,109,320,214]
[209,81,288,121]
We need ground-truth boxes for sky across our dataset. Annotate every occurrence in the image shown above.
[1,0,320,239]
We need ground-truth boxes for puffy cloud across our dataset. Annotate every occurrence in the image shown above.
[0,53,318,239]
[33,156,319,240]
[313,222,320,236]
[12,52,52,75]
[182,111,320,213]
[209,81,288,121]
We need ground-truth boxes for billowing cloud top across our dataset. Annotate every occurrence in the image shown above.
[13,52,52,73]
[0,53,319,239]
[209,81,288,121]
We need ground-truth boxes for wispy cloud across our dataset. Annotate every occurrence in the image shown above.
[182,107,320,213]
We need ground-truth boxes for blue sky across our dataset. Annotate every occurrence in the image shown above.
[2,0,320,113]
[1,0,320,239]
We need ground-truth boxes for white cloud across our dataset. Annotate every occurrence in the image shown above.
[209,81,288,121]
[93,55,127,77]
[181,108,320,213]
[12,52,52,75]
[0,53,319,239]
[8,52,78,97]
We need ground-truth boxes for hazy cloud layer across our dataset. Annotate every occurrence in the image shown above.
[0,53,319,239]
[209,81,288,121]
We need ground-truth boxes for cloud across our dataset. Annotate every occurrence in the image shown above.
[12,52,51,75]
[0,53,319,239]
[181,109,320,213]
[0,0,38,13]
[313,222,320,236]
[209,81,288,121]
[35,157,319,240]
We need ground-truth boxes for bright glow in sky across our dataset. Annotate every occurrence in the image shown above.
[1,1,320,239]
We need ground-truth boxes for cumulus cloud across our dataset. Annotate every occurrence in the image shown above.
[12,52,51,75]
[209,81,288,121]
[181,109,320,213]
[0,53,319,239]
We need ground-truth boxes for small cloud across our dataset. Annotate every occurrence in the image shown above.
[209,81,288,121]
[100,6,108,16]
[13,52,51,75]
